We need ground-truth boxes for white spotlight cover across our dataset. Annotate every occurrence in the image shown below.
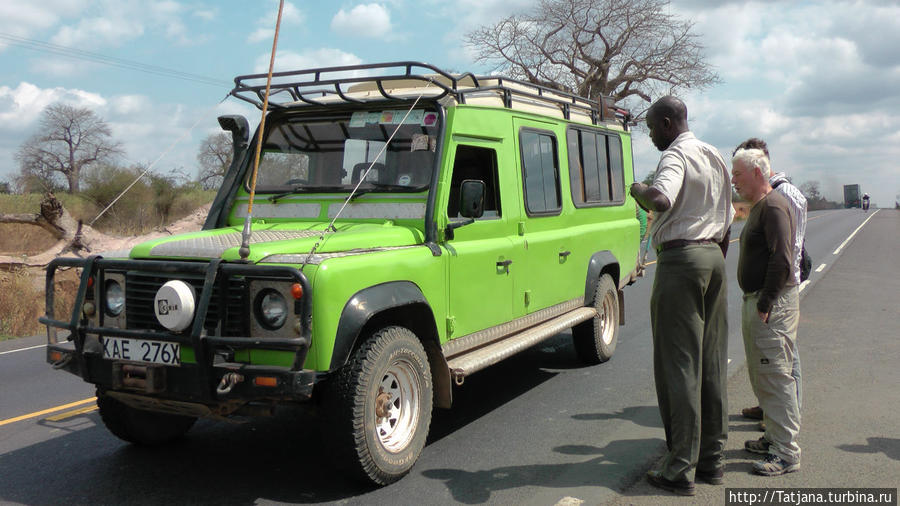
[154,280,197,331]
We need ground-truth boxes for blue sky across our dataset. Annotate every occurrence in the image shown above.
[1,0,899,207]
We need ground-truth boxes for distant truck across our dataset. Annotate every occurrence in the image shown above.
[844,184,861,208]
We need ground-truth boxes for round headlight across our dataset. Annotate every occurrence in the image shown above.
[105,280,125,316]
[255,289,287,330]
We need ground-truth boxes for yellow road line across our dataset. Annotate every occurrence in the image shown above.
[0,397,96,427]
[44,405,99,422]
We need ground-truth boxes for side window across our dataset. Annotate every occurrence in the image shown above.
[520,130,561,215]
[447,145,501,219]
[567,128,626,206]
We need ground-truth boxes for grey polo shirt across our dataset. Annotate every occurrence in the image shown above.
[649,131,734,247]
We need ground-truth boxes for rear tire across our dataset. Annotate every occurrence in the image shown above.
[572,274,619,364]
[327,326,433,486]
[96,393,196,446]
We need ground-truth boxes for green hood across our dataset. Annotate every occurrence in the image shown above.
[128,222,425,263]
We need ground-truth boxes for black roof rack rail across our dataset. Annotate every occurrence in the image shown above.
[230,61,632,128]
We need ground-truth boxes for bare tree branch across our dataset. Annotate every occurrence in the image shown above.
[197,132,233,190]
[464,0,719,118]
[15,103,122,193]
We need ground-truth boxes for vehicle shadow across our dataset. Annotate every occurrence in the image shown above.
[421,437,664,504]
[837,437,900,461]
[0,334,588,505]
[0,408,374,505]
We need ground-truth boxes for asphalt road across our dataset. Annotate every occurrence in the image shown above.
[0,207,888,505]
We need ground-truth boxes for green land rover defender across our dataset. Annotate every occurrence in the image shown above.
[42,62,642,485]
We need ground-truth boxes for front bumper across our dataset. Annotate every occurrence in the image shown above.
[41,256,318,409]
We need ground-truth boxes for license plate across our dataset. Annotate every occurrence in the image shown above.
[101,337,181,366]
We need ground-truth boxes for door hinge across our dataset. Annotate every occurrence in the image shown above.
[446,316,456,336]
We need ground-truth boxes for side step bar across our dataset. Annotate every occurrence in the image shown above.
[446,306,597,384]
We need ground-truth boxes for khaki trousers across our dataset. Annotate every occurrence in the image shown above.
[650,244,729,481]
[742,287,802,464]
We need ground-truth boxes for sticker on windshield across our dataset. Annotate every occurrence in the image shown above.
[349,111,368,127]
[404,110,424,125]
[423,112,438,126]
[379,110,401,124]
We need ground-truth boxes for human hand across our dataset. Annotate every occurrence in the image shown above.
[757,311,769,323]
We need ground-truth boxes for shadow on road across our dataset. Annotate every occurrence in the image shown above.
[422,437,663,504]
[0,335,593,504]
[0,407,377,505]
[571,405,662,429]
[838,437,900,462]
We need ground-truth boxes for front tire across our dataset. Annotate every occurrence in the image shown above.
[328,326,433,486]
[572,273,619,364]
[96,393,196,445]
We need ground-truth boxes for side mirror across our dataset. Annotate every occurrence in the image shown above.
[218,115,250,152]
[459,179,485,219]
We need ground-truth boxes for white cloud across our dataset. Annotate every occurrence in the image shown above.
[422,0,541,68]
[330,4,393,39]
[248,28,274,44]
[0,82,108,182]
[255,48,363,74]
[247,1,304,43]
[193,8,217,22]
[0,1,85,41]
[45,0,208,50]
[52,16,144,48]
[0,82,106,128]
[109,95,151,115]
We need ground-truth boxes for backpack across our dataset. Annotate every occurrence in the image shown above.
[800,242,811,282]
[772,179,812,282]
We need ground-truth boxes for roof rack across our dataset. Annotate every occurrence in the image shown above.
[230,61,632,128]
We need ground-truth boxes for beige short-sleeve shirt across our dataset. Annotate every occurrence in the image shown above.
[650,131,734,246]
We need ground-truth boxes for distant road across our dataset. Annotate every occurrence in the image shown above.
[0,208,881,505]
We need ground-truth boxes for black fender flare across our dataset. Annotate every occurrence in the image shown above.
[330,281,452,408]
[584,251,625,324]
[584,251,620,303]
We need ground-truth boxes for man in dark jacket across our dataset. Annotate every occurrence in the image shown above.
[732,138,807,431]
[732,148,801,476]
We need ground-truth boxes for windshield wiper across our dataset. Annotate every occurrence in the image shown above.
[268,186,348,203]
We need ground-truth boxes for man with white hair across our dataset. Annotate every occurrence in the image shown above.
[733,138,807,430]
[731,148,801,476]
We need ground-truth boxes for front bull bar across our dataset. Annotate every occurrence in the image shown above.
[39,255,314,403]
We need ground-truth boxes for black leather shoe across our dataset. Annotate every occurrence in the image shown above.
[646,470,696,496]
[696,467,724,485]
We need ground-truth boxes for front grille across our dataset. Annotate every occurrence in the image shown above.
[125,272,249,336]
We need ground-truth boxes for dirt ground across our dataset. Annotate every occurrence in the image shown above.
[0,203,210,290]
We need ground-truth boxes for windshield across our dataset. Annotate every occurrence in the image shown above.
[250,108,440,193]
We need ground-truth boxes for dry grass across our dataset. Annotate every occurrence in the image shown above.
[0,267,77,339]
[0,223,60,256]
[0,190,217,339]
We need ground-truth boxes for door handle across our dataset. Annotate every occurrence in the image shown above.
[558,250,571,258]
[496,259,513,267]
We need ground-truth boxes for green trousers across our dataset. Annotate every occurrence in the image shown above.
[650,243,729,481]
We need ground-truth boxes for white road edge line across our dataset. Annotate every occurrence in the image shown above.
[798,280,810,292]
[833,210,878,256]
[0,343,47,355]
[815,263,826,273]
